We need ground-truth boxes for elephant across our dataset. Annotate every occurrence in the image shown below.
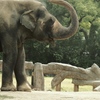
[0,0,78,91]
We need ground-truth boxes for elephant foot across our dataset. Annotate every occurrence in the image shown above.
[17,83,31,92]
[1,84,16,91]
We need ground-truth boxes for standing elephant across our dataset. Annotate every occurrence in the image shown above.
[0,0,78,91]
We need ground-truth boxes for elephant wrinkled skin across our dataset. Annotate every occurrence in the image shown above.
[0,0,78,91]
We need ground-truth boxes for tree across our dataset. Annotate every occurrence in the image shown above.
[76,0,100,67]
[23,0,100,68]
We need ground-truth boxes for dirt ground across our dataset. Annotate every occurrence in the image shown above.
[0,91,100,100]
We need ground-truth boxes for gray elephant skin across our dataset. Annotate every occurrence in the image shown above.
[0,0,78,91]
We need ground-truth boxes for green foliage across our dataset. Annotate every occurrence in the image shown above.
[25,0,100,68]
[0,53,3,59]
[0,0,99,68]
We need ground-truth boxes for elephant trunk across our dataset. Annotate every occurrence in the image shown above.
[49,0,79,40]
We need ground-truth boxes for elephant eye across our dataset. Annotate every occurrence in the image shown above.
[49,18,55,25]
[36,9,45,18]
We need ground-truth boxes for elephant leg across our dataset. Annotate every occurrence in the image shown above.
[1,38,17,91]
[14,45,31,91]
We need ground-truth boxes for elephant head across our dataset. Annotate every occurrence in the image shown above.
[20,0,79,43]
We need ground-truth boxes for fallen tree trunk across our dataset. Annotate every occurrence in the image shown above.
[49,63,100,88]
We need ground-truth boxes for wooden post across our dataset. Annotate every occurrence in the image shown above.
[0,60,2,71]
[34,63,44,91]
[31,73,34,87]
[56,83,61,91]
[74,84,79,92]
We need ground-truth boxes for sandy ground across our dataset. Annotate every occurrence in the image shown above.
[0,91,100,100]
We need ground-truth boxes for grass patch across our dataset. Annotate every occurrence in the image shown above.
[44,77,92,92]
[0,95,14,100]
[0,73,92,92]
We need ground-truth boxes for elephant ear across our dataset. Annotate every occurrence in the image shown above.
[20,10,36,31]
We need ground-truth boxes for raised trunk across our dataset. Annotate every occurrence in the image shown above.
[49,0,79,40]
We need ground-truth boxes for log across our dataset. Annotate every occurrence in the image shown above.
[74,85,79,92]
[31,62,100,91]
[94,85,100,91]
[25,61,34,70]
[72,80,100,86]
[43,63,78,74]
[33,63,44,91]
[0,60,34,72]
[51,71,89,88]
[56,83,61,91]
[50,63,100,89]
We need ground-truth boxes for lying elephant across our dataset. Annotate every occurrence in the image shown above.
[0,0,79,91]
